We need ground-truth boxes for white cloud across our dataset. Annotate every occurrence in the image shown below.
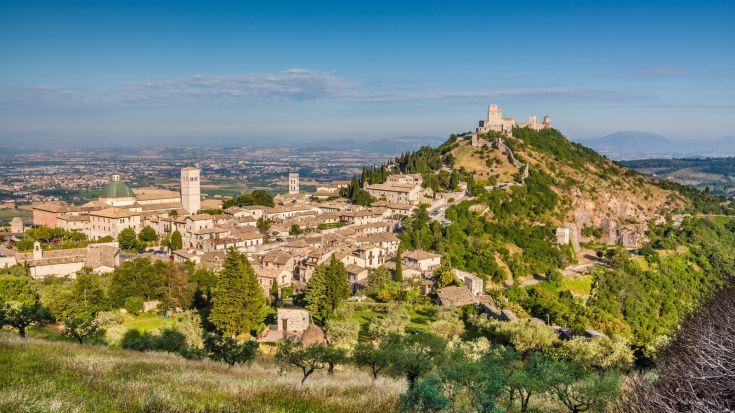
[0,68,645,109]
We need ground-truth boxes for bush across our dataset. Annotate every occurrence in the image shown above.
[124,296,145,315]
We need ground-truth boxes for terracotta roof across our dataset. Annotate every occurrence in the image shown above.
[436,286,477,307]
[404,250,441,261]
[91,207,135,219]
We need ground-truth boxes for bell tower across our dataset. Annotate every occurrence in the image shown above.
[181,167,201,214]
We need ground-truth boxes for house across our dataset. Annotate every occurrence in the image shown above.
[436,286,477,307]
[345,264,369,290]
[453,269,484,295]
[88,207,141,240]
[403,250,441,272]
[343,245,387,269]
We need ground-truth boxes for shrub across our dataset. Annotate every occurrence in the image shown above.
[124,296,145,315]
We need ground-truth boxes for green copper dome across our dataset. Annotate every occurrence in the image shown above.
[102,179,134,198]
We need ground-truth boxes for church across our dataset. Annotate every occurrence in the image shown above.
[32,167,213,240]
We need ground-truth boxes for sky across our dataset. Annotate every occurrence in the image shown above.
[1,0,734,147]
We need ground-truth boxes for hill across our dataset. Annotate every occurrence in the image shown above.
[401,128,689,247]
[577,131,735,160]
[622,157,735,195]
[0,334,400,413]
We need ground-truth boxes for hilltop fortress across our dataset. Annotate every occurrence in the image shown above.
[475,104,551,137]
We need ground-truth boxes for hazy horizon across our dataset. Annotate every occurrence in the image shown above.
[2,1,734,145]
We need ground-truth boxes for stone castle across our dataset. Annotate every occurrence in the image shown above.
[476,104,551,136]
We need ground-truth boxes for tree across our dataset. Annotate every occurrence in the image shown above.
[427,310,464,340]
[325,307,360,349]
[304,256,351,322]
[394,249,403,283]
[117,228,138,250]
[124,296,145,315]
[169,230,183,251]
[138,226,158,243]
[208,248,267,337]
[168,210,178,217]
[366,266,397,302]
[388,332,447,389]
[549,363,620,413]
[0,275,38,305]
[269,279,280,305]
[2,302,52,338]
[562,336,634,370]
[275,339,329,385]
[59,270,108,321]
[399,375,450,413]
[353,338,396,380]
[256,217,270,232]
[367,304,410,341]
[289,224,303,236]
[62,317,104,344]
[204,333,258,368]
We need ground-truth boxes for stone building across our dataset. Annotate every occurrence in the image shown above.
[476,104,551,137]
[288,172,300,195]
[181,167,201,214]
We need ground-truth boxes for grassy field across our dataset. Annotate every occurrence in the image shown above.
[0,208,31,225]
[559,275,594,296]
[0,334,403,413]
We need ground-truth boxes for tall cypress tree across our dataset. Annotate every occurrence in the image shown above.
[394,248,403,283]
[305,256,351,322]
[208,248,267,337]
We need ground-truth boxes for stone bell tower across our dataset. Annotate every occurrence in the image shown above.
[180,167,201,214]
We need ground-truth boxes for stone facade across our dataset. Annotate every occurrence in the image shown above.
[476,104,551,137]
[288,172,300,195]
[181,167,201,214]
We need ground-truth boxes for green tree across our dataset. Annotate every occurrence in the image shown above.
[208,248,267,337]
[367,304,410,341]
[353,337,397,380]
[399,375,450,412]
[289,224,303,236]
[304,256,351,321]
[169,230,183,251]
[117,228,138,250]
[549,363,621,413]
[138,226,158,243]
[388,332,447,389]
[256,217,270,232]
[0,276,38,305]
[59,270,108,321]
[394,249,403,283]
[366,266,397,302]
[275,339,330,385]
[204,333,258,368]
[2,302,52,338]
[61,317,104,344]
[124,296,145,315]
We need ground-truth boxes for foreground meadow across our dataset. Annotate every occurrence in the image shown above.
[0,334,402,413]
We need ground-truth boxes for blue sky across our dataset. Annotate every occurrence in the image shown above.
[1,0,733,146]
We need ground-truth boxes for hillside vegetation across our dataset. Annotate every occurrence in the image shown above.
[0,334,401,413]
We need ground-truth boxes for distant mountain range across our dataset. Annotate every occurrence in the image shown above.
[575,131,735,160]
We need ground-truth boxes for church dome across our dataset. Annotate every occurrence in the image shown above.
[102,175,134,199]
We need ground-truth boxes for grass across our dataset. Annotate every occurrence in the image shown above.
[559,275,594,296]
[0,208,31,225]
[349,303,438,338]
[0,333,403,413]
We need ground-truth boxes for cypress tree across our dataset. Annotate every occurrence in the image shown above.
[208,248,267,337]
[395,248,403,283]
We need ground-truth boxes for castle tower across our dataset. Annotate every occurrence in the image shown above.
[487,104,502,124]
[543,116,552,128]
[181,167,201,214]
[288,173,300,195]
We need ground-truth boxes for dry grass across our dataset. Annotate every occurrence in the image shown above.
[0,334,403,413]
